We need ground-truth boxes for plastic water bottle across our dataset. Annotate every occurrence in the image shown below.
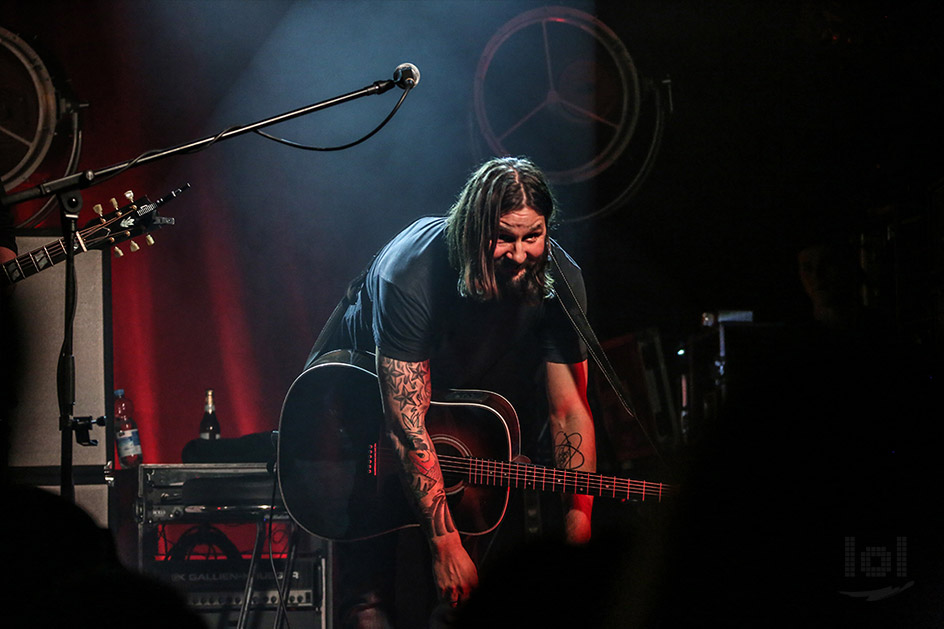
[114,389,143,468]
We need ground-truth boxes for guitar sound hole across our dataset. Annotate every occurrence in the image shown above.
[433,436,470,496]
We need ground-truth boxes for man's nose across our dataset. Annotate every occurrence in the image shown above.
[508,242,527,264]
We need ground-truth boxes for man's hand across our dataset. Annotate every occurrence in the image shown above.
[564,494,593,545]
[430,532,479,606]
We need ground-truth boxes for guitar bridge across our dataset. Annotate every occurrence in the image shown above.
[368,442,378,476]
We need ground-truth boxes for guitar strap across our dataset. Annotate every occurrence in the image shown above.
[548,240,669,469]
[303,298,348,370]
[303,263,372,370]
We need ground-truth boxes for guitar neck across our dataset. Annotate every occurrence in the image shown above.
[438,454,675,502]
[2,237,74,285]
[2,184,187,287]
[1,204,149,286]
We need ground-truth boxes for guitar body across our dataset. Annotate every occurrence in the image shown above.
[277,349,521,541]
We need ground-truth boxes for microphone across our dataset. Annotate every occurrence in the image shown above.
[370,63,421,95]
[393,63,420,89]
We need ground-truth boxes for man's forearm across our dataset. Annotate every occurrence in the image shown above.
[553,410,596,544]
[552,410,596,474]
[553,409,597,499]
[376,353,479,603]
[376,354,458,540]
[546,360,596,544]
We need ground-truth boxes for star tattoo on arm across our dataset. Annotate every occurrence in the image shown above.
[377,353,456,538]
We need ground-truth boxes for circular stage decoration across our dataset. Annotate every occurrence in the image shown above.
[474,6,669,221]
[474,6,640,185]
[0,26,59,191]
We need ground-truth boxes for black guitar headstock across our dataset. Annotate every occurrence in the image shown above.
[1,184,188,285]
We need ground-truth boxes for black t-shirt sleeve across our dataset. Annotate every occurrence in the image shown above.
[371,275,432,362]
[366,217,445,363]
[541,250,589,364]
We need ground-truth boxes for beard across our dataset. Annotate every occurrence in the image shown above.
[494,254,548,305]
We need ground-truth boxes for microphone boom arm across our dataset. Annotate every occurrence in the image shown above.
[1,75,406,207]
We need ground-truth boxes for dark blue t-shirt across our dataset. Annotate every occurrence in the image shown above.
[327,216,587,437]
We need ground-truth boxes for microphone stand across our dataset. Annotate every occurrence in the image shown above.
[56,189,82,503]
[2,78,400,207]
[1,75,404,500]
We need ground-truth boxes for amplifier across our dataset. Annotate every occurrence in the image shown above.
[137,463,285,526]
[145,556,321,610]
[135,463,332,628]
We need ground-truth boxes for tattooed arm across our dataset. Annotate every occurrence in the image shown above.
[375,352,478,605]
[546,360,596,545]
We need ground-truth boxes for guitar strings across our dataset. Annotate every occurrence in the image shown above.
[439,455,673,500]
[374,447,673,500]
[14,203,151,274]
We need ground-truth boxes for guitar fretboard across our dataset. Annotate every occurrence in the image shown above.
[438,454,675,501]
[2,238,74,284]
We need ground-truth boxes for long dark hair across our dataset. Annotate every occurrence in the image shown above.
[445,157,557,301]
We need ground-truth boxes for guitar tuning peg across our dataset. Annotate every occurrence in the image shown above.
[93,203,103,216]
[110,198,119,210]
[145,235,155,246]
[114,247,124,258]
[124,190,134,202]
[129,241,140,252]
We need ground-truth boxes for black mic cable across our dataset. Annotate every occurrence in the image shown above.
[254,62,419,152]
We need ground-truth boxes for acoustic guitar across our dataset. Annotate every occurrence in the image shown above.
[277,349,675,541]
